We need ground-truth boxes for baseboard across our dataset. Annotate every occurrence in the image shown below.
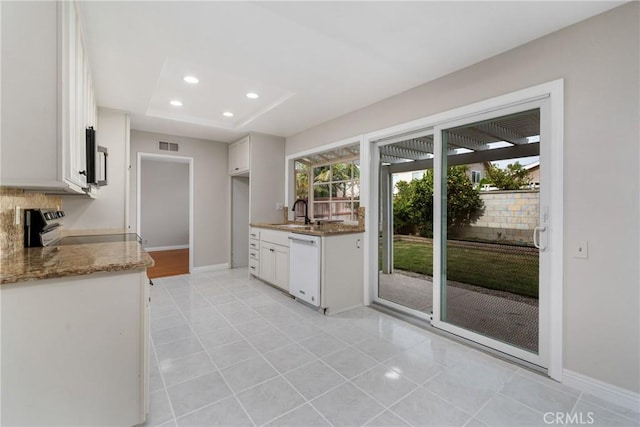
[192,263,230,273]
[563,369,640,412]
[145,244,189,252]
[325,304,363,316]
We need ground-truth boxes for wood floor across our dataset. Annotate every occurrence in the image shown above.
[147,249,189,279]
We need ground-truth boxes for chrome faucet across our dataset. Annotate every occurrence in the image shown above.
[292,199,311,225]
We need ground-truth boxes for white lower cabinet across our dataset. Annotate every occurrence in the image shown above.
[249,228,289,291]
[259,241,289,291]
[320,233,364,314]
[250,227,364,314]
[1,270,149,426]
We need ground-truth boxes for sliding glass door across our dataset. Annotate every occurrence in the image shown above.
[374,96,553,367]
[432,100,549,366]
[376,129,435,319]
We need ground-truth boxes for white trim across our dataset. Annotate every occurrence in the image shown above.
[360,134,372,305]
[563,369,640,413]
[286,135,363,161]
[144,244,189,252]
[136,152,194,274]
[372,290,432,322]
[546,78,564,381]
[285,135,362,220]
[124,114,131,230]
[192,263,230,273]
[365,84,551,143]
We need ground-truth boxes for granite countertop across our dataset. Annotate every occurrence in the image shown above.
[1,240,154,285]
[250,222,365,236]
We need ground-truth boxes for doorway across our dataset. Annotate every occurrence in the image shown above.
[137,153,194,276]
[368,81,564,375]
[231,175,250,268]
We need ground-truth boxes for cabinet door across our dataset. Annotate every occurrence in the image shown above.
[229,138,249,175]
[63,3,87,188]
[260,244,275,283]
[228,143,239,174]
[274,248,289,291]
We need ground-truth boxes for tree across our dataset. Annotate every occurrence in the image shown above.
[483,161,531,190]
[393,166,484,237]
[312,162,359,198]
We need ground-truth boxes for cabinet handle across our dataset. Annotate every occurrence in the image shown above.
[250,253,255,257]
[270,248,275,252]
[79,170,86,176]
[250,266,256,270]
[235,167,239,171]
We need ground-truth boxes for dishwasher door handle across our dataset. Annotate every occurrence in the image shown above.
[288,236,317,245]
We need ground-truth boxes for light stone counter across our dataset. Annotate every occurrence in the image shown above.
[0,240,154,285]
[250,222,365,236]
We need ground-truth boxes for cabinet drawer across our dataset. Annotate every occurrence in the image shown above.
[249,239,260,251]
[249,247,260,260]
[249,258,260,275]
[249,228,260,240]
[260,229,290,247]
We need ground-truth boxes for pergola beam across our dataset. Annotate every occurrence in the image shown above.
[388,142,539,174]
[380,145,432,161]
[445,132,491,151]
[472,122,528,145]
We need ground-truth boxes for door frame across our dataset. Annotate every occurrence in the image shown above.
[432,97,550,368]
[364,79,564,380]
[136,152,195,274]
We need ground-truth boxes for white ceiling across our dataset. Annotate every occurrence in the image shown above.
[79,1,624,143]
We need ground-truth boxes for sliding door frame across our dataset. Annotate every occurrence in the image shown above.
[364,79,564,380]
[432,97,549,368]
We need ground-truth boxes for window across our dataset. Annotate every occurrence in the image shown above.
[412,171,425,180]
[471,170,482,185]
[294,161,309,201]
[294,159,360,222]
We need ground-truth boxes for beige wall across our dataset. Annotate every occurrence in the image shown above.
[287,4,640,393]
[63,109,129,232]
[130,131,229,268]
[140,159,189,249]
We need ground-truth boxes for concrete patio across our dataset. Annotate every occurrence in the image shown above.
[378,271,538,352]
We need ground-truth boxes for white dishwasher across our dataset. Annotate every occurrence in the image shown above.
[288,233,321,306]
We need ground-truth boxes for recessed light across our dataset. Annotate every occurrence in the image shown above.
[246,92,259,99]
[170,100,183,107]
[222,111,234,117]
[183,75,199,84]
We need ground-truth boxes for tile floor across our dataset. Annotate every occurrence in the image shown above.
[145,268,638,427]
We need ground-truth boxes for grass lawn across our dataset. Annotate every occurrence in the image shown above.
[393,240,539,299]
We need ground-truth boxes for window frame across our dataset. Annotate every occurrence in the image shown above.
[294,157,360,222]
[309,159,360,222]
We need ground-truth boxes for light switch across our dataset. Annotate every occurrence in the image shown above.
[14,206,21,225]
[574,241,588,259]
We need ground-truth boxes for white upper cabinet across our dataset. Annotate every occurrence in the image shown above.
[1,1,97,194]
[228,137,250,175]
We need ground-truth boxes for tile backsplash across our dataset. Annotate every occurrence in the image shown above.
[0,187,62,257]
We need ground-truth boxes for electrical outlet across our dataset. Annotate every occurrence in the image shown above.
[14,207,21,225]
[276,202,284,211]
[574,241,588,259]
